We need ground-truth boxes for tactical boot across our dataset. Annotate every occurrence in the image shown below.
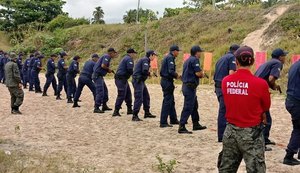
[12,106,22,115]
[178,124,193,134]
[35,90,42,93]
[56,95,62,100]
[170,120,180,125]
[67,98,73,103]
[102,103,112,111]
[298,152,300,160]
[42,92,48,96]
[112,109,121,117]
[283,151,300,166]
[193,122,207,131]
[127,107,133,115]
[144,112,156,118]
[94,107,104,114]
[132,113,143,121]
[72,101,80,108]
[160,124,173,128]
[265,139,276,145]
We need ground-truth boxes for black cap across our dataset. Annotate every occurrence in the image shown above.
[60,51,68,57]
[92,54,99,58]
[230,44,240,51]
[50,54,58,57]
[108,48,117,53]
[146,50,158,57]
[73,55,81,60]
[234,46,254,58]
[37,55,45,59]
[127,48,138,54]
[191,45,204,54]
[271,48,288,59]
[170,45,181,52]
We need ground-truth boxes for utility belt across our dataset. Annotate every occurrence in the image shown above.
[115,74,129,80]
[214,81,222,88]
[80,73,92,79]
[227,123,265,140]
[184,82,198,89]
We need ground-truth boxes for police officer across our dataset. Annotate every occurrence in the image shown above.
[214,44,240,142]
[22,55,32,88]
[178,46,207,134]
[132,50,157,121]
[0,52,9,84]
[112,49,136,117]
[43,54,58,96]
[93,48,118,113]
[255,48,287,147]
[66,55,81,103]
[73,54,99,108]
[28,52,39,91]
[4,53,24,114]
[283,59,300,165]
[31,54,44,93]
[160,45,181,128]
[0,51,5,83]
[218,46,270,173]
[17,52,24,84]
[56,51,68,100]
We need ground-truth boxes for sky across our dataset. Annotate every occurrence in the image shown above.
[63,0,184,23]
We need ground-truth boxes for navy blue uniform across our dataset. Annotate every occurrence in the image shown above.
[66,60,80,99]
[57,58,68,97]
[213,52,236,142]
[114,55,134,110]
[74,60,96,102]
[17,56,23,83]
[160,53,179,125]
[180,56,202,125]
[93,54,111,108]
[132,56,151,114]
[0,56,9,83]
[285,60,300,155]
[255,58,283,142]
[28,57,37,90]
[31,58,42,92]
[43,58,57,94]
[22,58,30,87]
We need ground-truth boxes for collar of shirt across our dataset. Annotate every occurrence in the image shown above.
[236,69,252,75]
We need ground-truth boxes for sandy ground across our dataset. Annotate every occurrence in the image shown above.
[0,75,299,173]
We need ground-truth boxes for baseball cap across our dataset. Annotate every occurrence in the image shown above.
[170,45,181,52]
[60,51,68,57]
[234,46,254,58]
[38,55,45,59]
[271,48,288,58]
[108,48,117,53]
[73,55,81,60]
[146,50,158,57]
[229,44,240,51]
[191,45,204,53]
[92,54,99,58]
[127,48,138,54]
[10,53,17,60]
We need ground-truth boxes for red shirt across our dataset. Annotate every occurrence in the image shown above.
[222,69,271,128]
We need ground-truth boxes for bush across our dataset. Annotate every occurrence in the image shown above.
[47,15,90,32]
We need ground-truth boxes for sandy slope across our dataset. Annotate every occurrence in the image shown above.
[0,75,299,173]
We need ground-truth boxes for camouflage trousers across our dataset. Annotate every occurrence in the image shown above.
[8,87,24,108]
[218,123,266,173]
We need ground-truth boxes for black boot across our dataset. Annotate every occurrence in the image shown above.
[42,91,48,96]
[72,101,80,108]
[144,111,156,118]
[12,106,22,114]
[102,103,112,111]
[127,107,133,115]
[283,150,300,166]
[132,113,143,121]
[178,124,192,134]
[170,120,180,125]
[160,123,173,128]
[67,98,73,103]
[56,95,62,100]
[193,122,207,131]
[112,109,121,117]
[94,106,104,114]
[298,152,300,160]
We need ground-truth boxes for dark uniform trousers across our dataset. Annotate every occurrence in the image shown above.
[22,70,29,87]
[94,76,108,107]
[66,74,76,99]
[215,85,227,142]
[160,78,178,124]
[263,111,272,141]
[44,73,57,94]
[8,87,24,108]
[74,75,96,102]
[285,96,300,154]
[28,68,34,90]
[132,79,150,114]
[114,78,132,109]
[57,73,68,96]
[31,70,41,91]
[0,69,4,83]
[219,123,266,173]
[180,84,200,125]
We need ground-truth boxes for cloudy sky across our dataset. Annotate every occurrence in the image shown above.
[63,0,184,23]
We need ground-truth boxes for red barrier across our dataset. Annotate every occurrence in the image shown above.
[292,55,300,64]
[183,53,190,62]
[150,56,158,69]
[255,52,267,70]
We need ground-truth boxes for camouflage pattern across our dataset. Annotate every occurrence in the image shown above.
[8,87,24,107]
[218,123,266,173]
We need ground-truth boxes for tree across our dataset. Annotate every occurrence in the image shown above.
[92,6,105,24]
[123,8,158,24]
[0,0,66,31]
[47,15,90,31]
[183,0,223,9]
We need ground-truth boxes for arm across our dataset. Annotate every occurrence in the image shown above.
[229,56,237,75]
[194,59,204,78]
[13,63,22,84]
[126,59,134,75]
[167,58,179,79]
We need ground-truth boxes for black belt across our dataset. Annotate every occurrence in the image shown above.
[184,83,198,89]
[115,75,128,80]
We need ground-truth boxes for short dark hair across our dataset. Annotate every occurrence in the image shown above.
[236,55,254,67]
[51,54,57,58]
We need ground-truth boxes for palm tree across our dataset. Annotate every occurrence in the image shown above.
[92,6,105,24]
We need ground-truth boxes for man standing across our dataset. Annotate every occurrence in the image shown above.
[66,56,81,103]
[112,49,136,117]
[132,50,157,121]
[43,54,58,96]
[17,52,24,84]
[22,54,32,88]
[28,52,39,91]
[160,45,181,128]
[56,51,68,100]
[178,46,207,134]
[93,48,118,113]
[31,54,44,93]
[73,54,99,108]
[4,53,24,114]
[0,52,9,84]
[255,48,287,147]
[218,46,270,173]
[283,59,300,165]
[214,44,240,142]
[0,50,4,83]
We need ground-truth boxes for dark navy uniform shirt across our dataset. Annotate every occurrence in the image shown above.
[160,53,178,80]
[214,52,236,83]
[67,60,80,78]
[32,58,42,72]
[57,58,67,75]
[93,54,111,77]
[46,58,56,75]
[17,56,23,71]
[81,60,96,79]
[0,57,9,69]
[133,56,150,81]
[115,55,134,79]
[22,58,30,72]
[29,57,37,69]
[182,56,202,85]
[287,60,300,101]
[255,58,283,81]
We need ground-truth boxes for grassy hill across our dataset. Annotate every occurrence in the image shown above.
[0,31,12,51]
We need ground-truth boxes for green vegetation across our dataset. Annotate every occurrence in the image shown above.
[154,155,178,173]
[47,15,90,32]
[123,8,158,24]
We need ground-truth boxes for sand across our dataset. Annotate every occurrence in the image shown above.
[0,76,299,173]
